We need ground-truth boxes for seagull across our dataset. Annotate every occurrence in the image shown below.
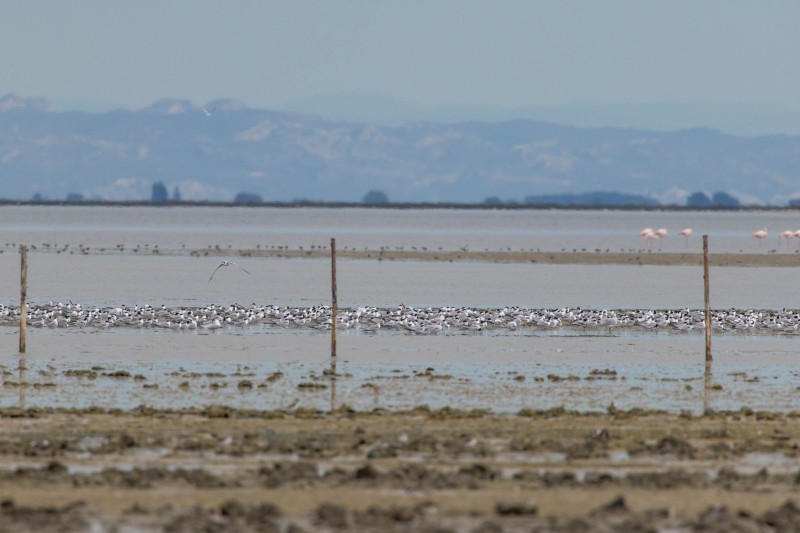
[202,106,216,117]
[208,260,251,283]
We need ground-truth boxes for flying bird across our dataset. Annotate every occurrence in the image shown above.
[208,260,251,283]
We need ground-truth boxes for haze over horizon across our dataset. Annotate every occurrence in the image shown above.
[3,1,800,135]
[3,1,800,204]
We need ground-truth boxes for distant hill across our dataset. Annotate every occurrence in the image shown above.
[1,93,800,205]
[283,92,800,137]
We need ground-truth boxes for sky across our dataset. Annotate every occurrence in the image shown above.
[2,1,800,128]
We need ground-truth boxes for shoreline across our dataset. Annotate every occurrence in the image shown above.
[8,243,800,267]
[229,248,800,267]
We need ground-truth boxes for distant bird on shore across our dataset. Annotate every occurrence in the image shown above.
[779,230,795,247]
[208,260,251,283]
[202,106,215,117]
[753,228,768,248]
[639,228,654,248]
[652,228,668,250]
[679,228,692,247]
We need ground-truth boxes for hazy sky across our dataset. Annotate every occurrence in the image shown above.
[2,1,800,113]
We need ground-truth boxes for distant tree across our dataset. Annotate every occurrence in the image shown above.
[712,191,739,207]
[789,198,800,208]
[523,192,658,207]
[686,192,712,207]
[32,192,43,201]
[362,190,389,204]
[66,193,85,202]
[151,181,168,202]
[172,186,182,202]
[234,192,262,204]
[483,196,503,206]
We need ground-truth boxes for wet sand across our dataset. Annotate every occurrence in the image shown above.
[193,247,800,267]
[1,409,799,531]
[7,239,800,266]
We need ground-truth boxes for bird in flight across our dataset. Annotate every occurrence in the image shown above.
[208,260,251,283]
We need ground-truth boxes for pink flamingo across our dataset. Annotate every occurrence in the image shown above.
[753,228,768,248]
[794,230,800,250]
[653,228,668,250]
[640,228,654,249]
[679,228,692,247]
[779,230,795,248]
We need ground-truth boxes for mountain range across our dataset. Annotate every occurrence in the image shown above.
[1,93,799,205]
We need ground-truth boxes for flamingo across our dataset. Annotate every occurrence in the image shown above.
[640,228,655,249]
[653,228,668,250]
[779,230,795,248]
[753,228,768,248]
[679,228,692,247]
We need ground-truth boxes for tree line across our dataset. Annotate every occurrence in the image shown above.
[27,184,787,208]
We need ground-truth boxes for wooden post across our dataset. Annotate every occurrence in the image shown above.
[703,235,712,362]
[19,245,28,353]
[330,238,337,358]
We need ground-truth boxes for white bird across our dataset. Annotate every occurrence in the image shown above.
[202,106,215,117]
[208,260,251,283]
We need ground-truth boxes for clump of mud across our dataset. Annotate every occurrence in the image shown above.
[3,494,800,532]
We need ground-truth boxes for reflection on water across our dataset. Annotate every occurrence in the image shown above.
[704,361,713,415]
[17,355,26,410]
[329,356,337,412]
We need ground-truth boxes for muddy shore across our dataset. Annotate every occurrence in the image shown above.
[202,248,800,267]
[1,408,799,532]
[13,241,800,266]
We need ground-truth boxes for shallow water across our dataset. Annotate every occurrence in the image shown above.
[1,206,798,414]
[0,254,798,310]
[1,205,799,254]
[3,329,798,414]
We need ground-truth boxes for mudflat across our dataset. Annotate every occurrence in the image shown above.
[1,408,799,532]
[227,247,800,267]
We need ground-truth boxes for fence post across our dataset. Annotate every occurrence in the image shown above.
[703,235,712,362]
[19,245,28,353]
[331,238,337,358]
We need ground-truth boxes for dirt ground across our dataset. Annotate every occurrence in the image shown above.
[1,407,799,532]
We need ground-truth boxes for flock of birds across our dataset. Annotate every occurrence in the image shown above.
[639,227,693,249]
[643,226,800,250]
[1,301,798,335]
[2,234,797,337]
